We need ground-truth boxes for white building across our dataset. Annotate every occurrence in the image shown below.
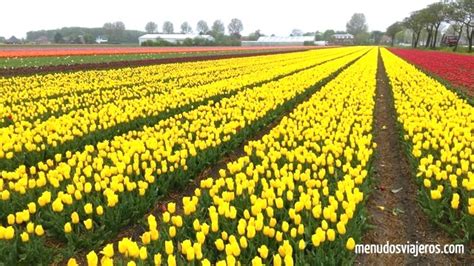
[138,34,214,45]
[95,36,108,44]
[331,34,354,45]
[241,36,316,46]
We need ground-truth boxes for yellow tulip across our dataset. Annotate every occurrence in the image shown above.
[165,240,174,255]
[139,246,148,260]
[273,254,282,266]
[96,206,104,216]
[64,222,72,233]
[52,198,64,212]
[20,232,29,242]
[251,256,263,266]
[84,219,93,230]
[86,251,98,266]
[67,258,79,266]
[346,237,356,250]
[4,226,15,240]
[35,225,45,236]
[7,214,15,225]
[71,212,80,224]
[27,202,36,214]
[169,226,176,238]
[430,190,442,200]
[101,243,114,258]
[298,239,306,250]
[451,193,460,209]
[167,254,176,266]
[258,245,269,259]
[167,202,176,213]
[153,253,162,266]
[215,238,225,251]
[239,236,248,249]
[84,203,93,214]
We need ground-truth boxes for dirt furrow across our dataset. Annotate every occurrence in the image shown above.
[357,49,461,264]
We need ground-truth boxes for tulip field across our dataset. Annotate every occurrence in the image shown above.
[0,46,310,76]
[389,48,474,96]
[0,46,472,265]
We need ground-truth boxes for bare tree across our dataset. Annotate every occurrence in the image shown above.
[145,22,158,33]
[228,18,243,37]
[196,20,209,35]
[211,20,225,37]
[103,21,126,43]
[180,22,192,34]
[346,13,369,44]
[163,21,174,34]
[291,29,303,36]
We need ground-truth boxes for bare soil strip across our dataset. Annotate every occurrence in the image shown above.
[357,49,469,264]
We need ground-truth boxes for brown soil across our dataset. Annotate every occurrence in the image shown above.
[357,49,471,264]
[0,48,310,77]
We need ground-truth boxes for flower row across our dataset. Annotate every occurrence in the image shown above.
[381,48,474,239]
[0,50,315,122]
[0,47,371,264]
[0,49,360,169]
[76,48,378,266]
[389,48,474,94]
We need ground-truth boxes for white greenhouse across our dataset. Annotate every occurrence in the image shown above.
[138,34,214,45]
[241,36,316,46]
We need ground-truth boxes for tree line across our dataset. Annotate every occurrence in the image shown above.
[141,19,245,46]
[26,24,144,44]
[386,0,474,52]
[144,19,244,36]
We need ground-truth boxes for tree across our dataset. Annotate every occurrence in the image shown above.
[446,1,466,51]
[386,22,404,46]
[180,22,192,34]
[196,20,209,35]
[354,32,370,45]
[83,34,95,44]
[403,11,424,48]
[454,0,474,52]
[163,21,174,34]
[103,22,114,34]
[323,29,335,41]
[54,32,64,43]
[315,31,323,41]
[114,21,125,31]
[211,20,225,37]
[426,2,447,48]
[417,7,435,48]
[228,18,243,38]
[248,30,263,40]
[370,30,384,45]
[346,13,369,44]
[415,3,447,49]
[291,29,303,36]
[103,21,126,43]
[346,13,368,36]
[145,22,158,33]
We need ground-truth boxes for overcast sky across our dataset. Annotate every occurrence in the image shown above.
[1,0,438,38]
